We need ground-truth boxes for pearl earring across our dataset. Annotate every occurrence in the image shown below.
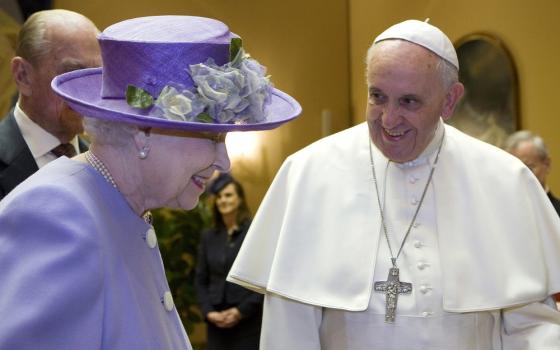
[139,147,149,159]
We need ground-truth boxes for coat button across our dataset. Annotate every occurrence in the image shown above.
[146,227,157,248]
[413,240,423,248]
[163,291,174,311]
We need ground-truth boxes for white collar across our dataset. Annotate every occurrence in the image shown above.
[394,119,445,169]
[14,102,79,158]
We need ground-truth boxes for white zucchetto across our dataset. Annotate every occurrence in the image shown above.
[374,19,459,70]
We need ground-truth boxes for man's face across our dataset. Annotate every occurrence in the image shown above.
[27,22,101,142]
[365,40,462,163]
[510,140,550,188]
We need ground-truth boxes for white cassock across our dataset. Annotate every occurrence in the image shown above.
[227,121,560,349]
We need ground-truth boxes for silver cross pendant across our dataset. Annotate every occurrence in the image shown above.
[374,267,412,323]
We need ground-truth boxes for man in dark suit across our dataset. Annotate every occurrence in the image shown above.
[0,9,100,200]
[504,130,560,216]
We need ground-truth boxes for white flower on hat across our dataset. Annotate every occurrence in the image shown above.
[154,86,205,121]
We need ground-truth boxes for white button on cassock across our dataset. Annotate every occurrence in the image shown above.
[417,261,429,270]
[163,291,174,311]
[411,197,419,205]
[413,240,423,248]
[146,227,157,248]
[419,284,431,294]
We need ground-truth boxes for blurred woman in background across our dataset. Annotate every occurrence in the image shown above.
[196,173,263,350]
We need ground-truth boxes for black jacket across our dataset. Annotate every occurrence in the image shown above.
[195,219,263,319]
[548,191,560,217]
[0,110,88,200]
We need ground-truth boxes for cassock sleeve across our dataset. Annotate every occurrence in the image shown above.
[501,297,560,348]
[227,157,293,294]
[260,293,323,350]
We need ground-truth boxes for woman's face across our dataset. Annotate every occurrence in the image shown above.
[143,129,230,210]
[216,183,242,217]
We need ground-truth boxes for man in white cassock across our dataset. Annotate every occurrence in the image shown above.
[227,19,560,349]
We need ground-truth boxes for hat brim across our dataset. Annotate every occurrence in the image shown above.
[52,68,302,132]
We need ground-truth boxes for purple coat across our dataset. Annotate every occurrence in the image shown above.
[0,157,192,349]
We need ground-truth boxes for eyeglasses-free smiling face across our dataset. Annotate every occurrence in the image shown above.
[216,183,242,217]
[140,130,230,211]
[366,40,463,163]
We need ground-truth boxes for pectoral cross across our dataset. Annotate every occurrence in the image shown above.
[374,267,412,323]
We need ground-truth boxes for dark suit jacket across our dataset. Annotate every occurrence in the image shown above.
[195,219,263,319]
[0,109,88,200]
[549,191,560,217]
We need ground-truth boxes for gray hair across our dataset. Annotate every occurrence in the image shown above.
[15,9,97,65]
[83,117,139,147]
[15,11,51,64]
[503,130,549,160]
[365,39,459,89]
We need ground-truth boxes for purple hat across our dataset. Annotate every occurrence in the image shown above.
[52,16,302,132]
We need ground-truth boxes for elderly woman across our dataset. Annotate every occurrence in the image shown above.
[0,16,300,350]
[196,173,263,349]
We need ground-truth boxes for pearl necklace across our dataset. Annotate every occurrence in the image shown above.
[85,151,152,224]
[85,151,118,188]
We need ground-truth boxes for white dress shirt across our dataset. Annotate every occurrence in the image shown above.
[13,103,79,168]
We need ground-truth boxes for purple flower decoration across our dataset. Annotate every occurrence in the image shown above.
[152,47,273,124]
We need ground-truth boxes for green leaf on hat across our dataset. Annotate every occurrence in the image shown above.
[126,85,154,109]
[196,112,214,123]
[229,37,243,62]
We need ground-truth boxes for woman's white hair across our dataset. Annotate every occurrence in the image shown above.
[83,117,139,147]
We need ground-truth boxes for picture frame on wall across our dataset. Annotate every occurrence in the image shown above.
[448,33,519,147]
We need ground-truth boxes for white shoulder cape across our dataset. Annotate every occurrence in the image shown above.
[228,123,560,312]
